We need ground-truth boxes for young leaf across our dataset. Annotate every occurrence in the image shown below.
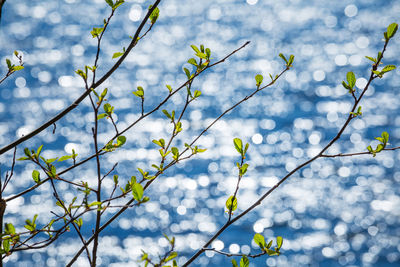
[6,58,11,68]
[58,155,73,162]
[346,72,356,88]
[132,183,144,201]
[165,251,178,262]
[97,113,107,120]
[187,58,197,66]
[2,239,10,253]
[278,53,288,64]
[148,5,160,24]
[225,195,237,212]
[233,138,243,155]
[193,90,201,98]
[183,67,191,79]
[112,52,124,59]
[365,56,377,63]
[113,0,124,10]
[239,255,249,267]
[191,45,200,53]
[255,74,263,87]
[288,54,295,66]
[162,109,172,119]
[117,136,126,146]
[254,233,266,249]
[105,0,113,8]
[381,65,396,74]
[231,259,239,267]
[382,131,389,143]
[12,66,24,71]
[386,22,398,40]
[32,170,41,183]
[5,223,15,235]
[276,236,283,249]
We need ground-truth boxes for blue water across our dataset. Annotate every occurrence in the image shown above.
[0,0,400,266]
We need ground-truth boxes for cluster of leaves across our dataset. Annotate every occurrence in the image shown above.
[367,131,389,157]
[140,234,177,267]
[17,145,78,182]
[253,234,283,256]
[105,0,125,11]
[254,53,294,89]
[5,51,24,72]
[230,235,282,267]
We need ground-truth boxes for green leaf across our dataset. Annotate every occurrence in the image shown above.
[365,56,377,63]
[233,138,243,154]
[113,175,119,184]
[12,66,24,71]
[90,27,104,38]
[97,113,107,120]
[165,251,178,262]
[2,239,10,253]
[24,147,31,157]
[239,255,249,267]
[58,155,73,162]
[382,131,389,143]
[346,72,356,88]
[32,170,40,183]
[205,48,211,58]
[100,88,108,99]
[193,90,201,98]
[148,5,160,24]
[113,0,124,10]
[386,23,398,39]
[5,223,15,235]
[279,53,288,64]
[195,52,207,59]
[183,67,191,79]
[166,84,173,93]
[88,201,102,208]
[288,55,295,66]
[117,136,126,146]
[231,259,239,267]
[191,45,200,53]
[240,163,249,176]
[276,236,283,249]
[132,183,144,201]
[244,143,249,155]
[48,158,59,164]
[266,240,273,249]
[152,139,165,148]
[171,147,179,158]
[36,145,43,157]
[255,74,263,87]
[6,58,11,68]
[112,52,124,59]
[266,248,279,256]
[105,0,113,7]
[133,86,144,98]
[187,58,197,66]
[162,109,171,119]
[254,233,266,249]
[225,195,237,212]
[381,65,396,74]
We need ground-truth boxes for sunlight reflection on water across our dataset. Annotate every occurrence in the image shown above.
[0,0,400,266]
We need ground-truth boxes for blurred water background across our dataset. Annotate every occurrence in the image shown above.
[0,0,400,266]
